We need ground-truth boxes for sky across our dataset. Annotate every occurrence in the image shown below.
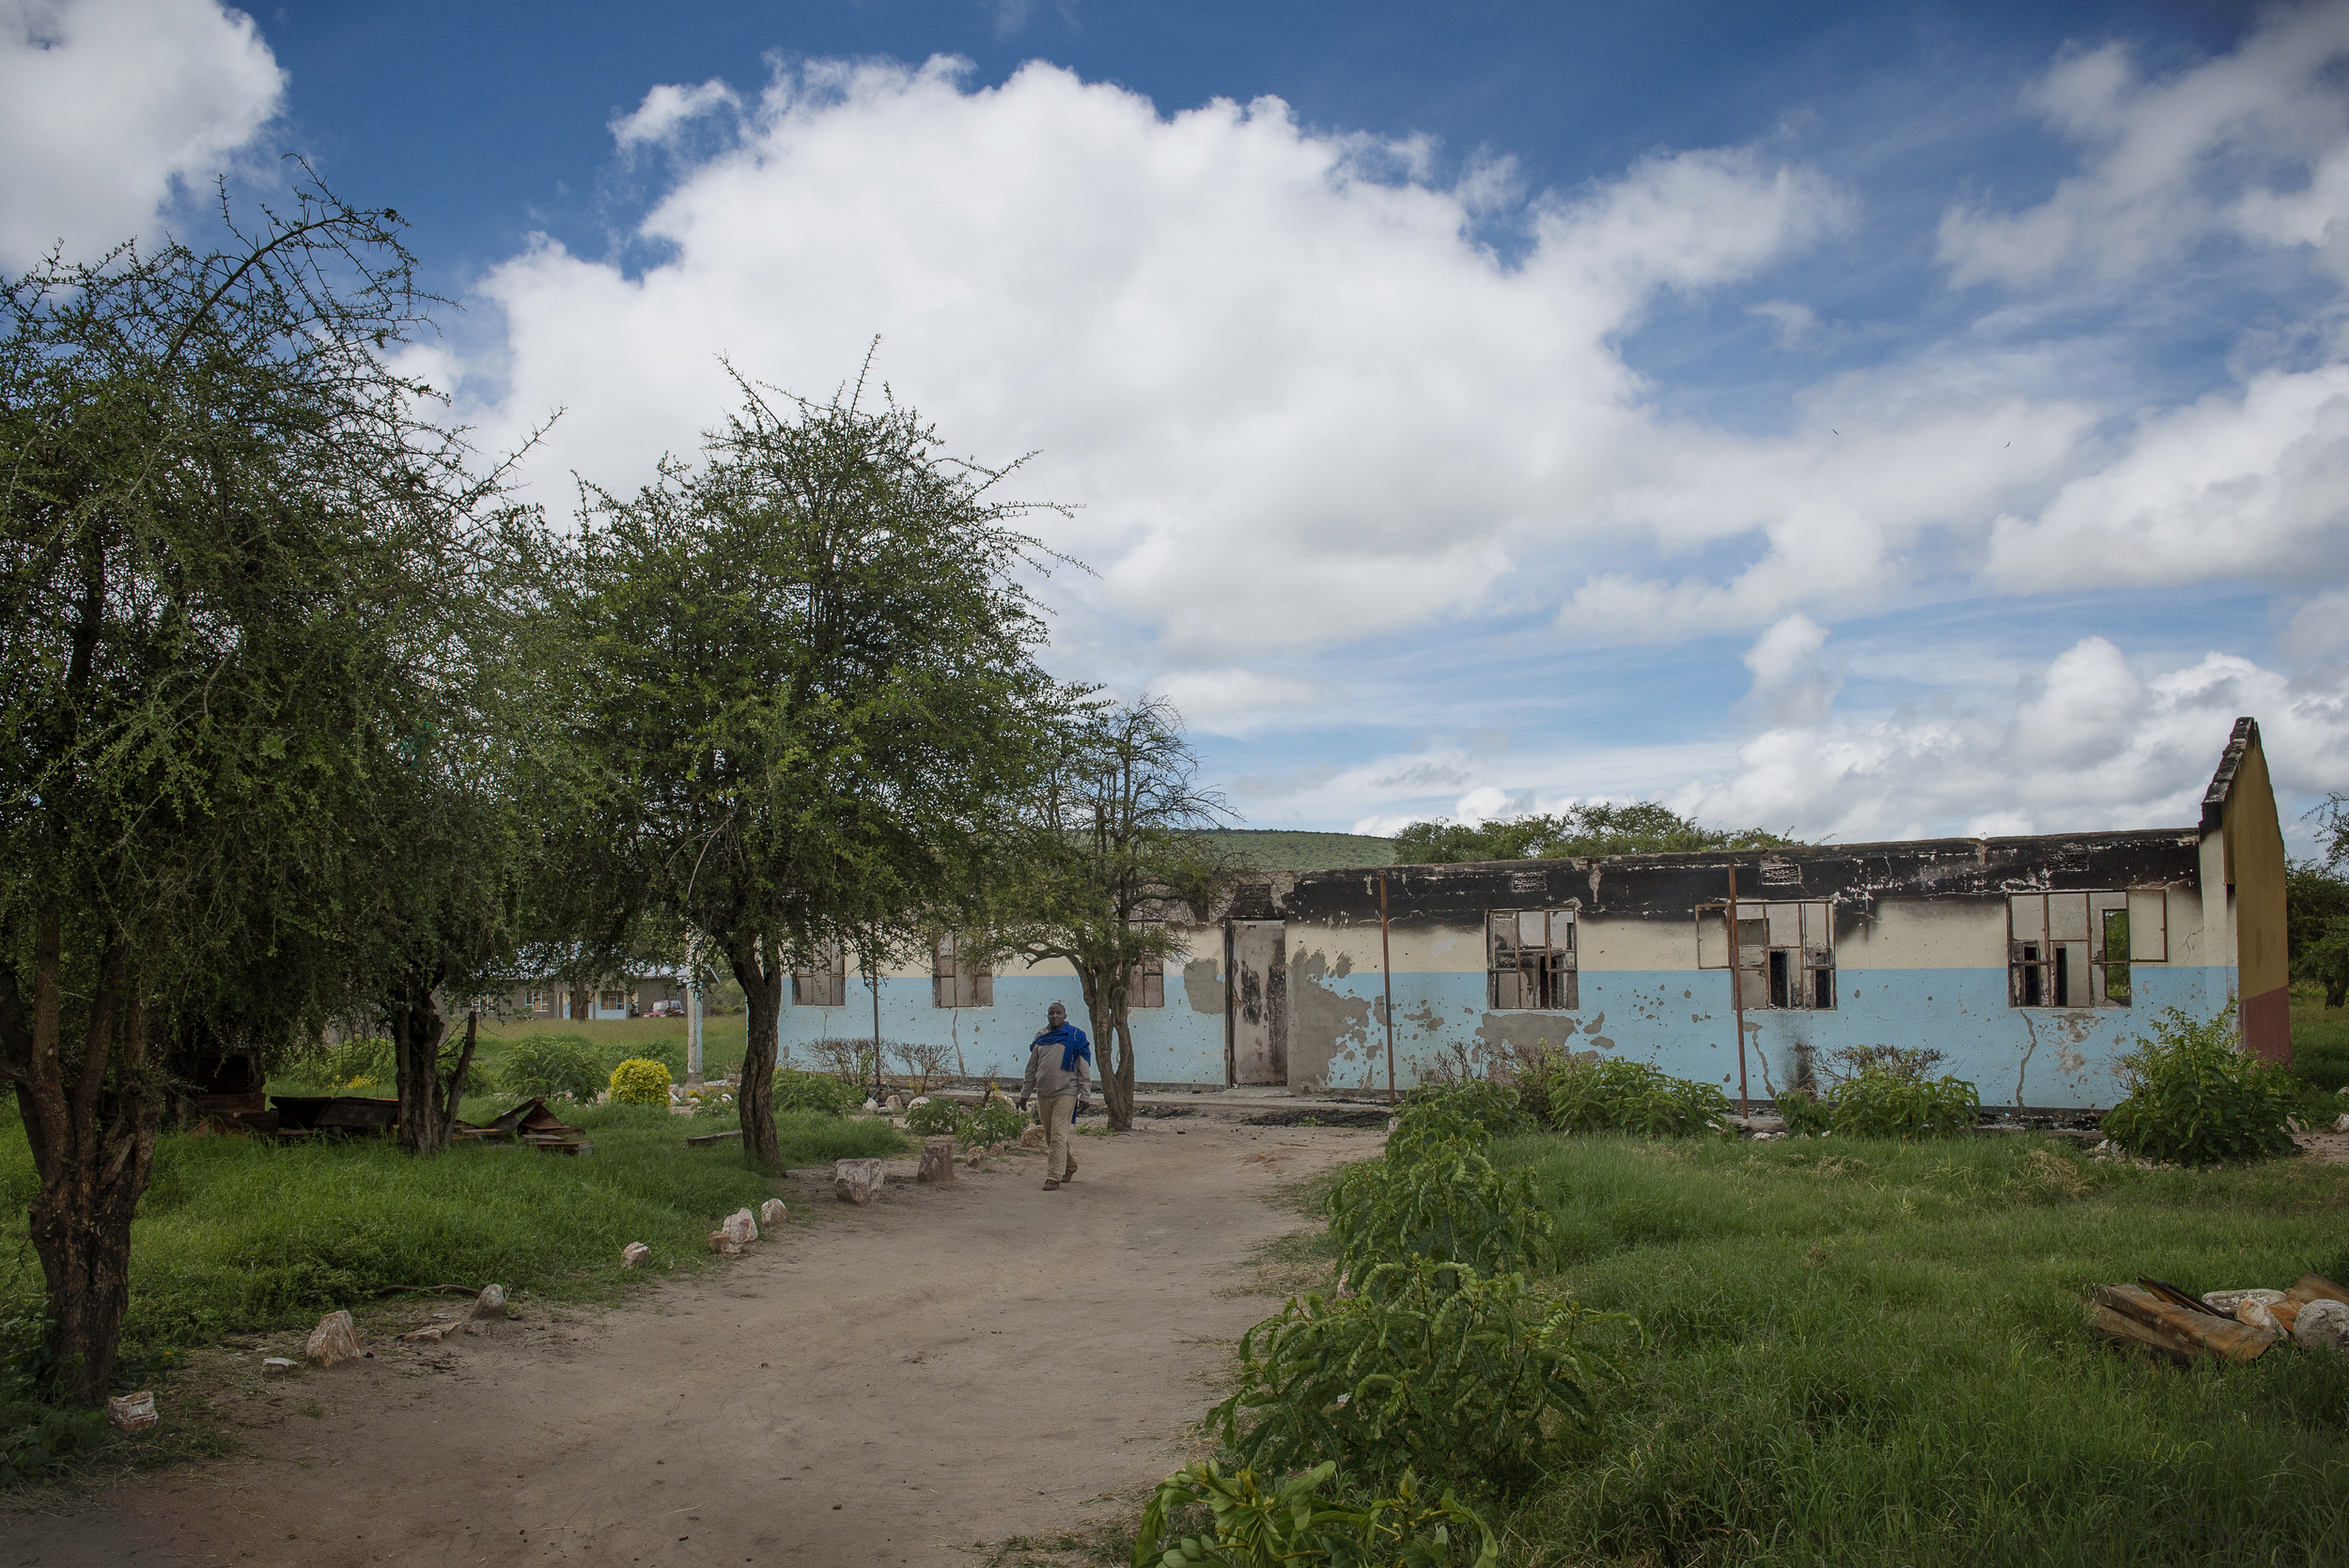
[7,0,2349,847]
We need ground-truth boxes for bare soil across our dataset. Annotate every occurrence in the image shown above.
[6,1119,1377,1567]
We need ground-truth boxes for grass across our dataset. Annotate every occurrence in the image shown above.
[1471,1130,2349,1567]
[0,1104,907,1369]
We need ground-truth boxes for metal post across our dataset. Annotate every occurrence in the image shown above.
[870,943,883,1104]
[1379,873,1397,1109]
[686,941,704,1089]
[1726,865,1750,1120]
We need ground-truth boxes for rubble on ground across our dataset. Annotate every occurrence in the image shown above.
[2090,1272,2349,1364]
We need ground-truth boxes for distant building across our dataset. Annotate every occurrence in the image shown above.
[777,717,2287,1110]
[501,968,686,1023]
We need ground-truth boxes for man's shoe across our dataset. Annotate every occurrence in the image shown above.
[1042,1179,1060,1189]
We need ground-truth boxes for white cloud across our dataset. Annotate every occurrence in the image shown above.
[0,0,282,270]
[1148,666,1324,737]
[1670,626,2349,845]
[1748,298,1817,348]
[1983,364,2349,591]
[611,78,740,151]
[1938,6,2349,287]
[454,55,1848,658]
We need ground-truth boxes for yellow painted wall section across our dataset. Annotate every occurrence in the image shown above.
[2226,737,2289,1000]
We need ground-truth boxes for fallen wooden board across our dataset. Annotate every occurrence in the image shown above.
[2092,1284,2277,1363]
[2089,1304,2196,1365]
[686,1128,744,1147]
[2285,1273,2349,1310]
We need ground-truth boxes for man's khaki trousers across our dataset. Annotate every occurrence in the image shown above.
[1038,1093,1078,1181]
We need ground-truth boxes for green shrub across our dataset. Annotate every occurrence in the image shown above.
[770,1069,862,1117]
[499,1034,604,1103]
[307,1035,395,1088]
[963,1096,1028,1149]
[1774,1085,1832,1136]
[1211,1260,1624,1498]
[1134,1460,1497,1568]
[1387,1082,1525,1163]
[904,1097,961,1137]
[1828,1067,1979,1139]
[1548,1058,1732,1138]
[608,1058,673,1108]
[2102,1004,2296,1165]
[0,1303,111,1483]
[1330,1141,1553,1286]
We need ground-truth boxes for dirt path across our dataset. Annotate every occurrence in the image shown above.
[6,1119,1375,1568]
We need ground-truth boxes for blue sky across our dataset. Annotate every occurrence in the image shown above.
[7,0,2347,846]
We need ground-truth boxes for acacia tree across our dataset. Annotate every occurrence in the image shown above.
[993,698,1237,1131]
[0,186,519,1400]
[556,368,1067,1168]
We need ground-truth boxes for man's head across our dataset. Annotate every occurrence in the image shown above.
[1048,1001,1066,1028]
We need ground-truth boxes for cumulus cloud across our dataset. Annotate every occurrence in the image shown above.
[1671,627,2349,845]
[611,78,740,151]
[0,0,283,270]
[1148,666,1324,737]
[1939,5,2349,286]
[452,55,1848,657]
[1983,364,2349,591]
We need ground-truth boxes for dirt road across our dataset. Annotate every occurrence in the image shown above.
[6,1118,1375,1568]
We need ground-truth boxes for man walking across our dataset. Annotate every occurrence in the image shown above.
[1018,1001,1091,1190]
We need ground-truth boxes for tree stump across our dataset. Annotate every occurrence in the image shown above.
[917,1138,957,1184]
[833,1157,884,1204]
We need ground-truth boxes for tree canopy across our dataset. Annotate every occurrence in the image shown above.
[1392,801,1797,864]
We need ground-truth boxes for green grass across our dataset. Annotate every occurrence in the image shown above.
[1477,1131,2349,1567]
[2290,999,2349,1092]
[0,1105,907,1366]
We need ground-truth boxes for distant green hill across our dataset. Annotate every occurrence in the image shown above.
[1194,829,1396,871]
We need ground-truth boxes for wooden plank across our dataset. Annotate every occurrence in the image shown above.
[686,1128,744,1147]
[2284,1273,2349,1309]
[2093,1284,2277,1363]
[2088,1304,2195,1365]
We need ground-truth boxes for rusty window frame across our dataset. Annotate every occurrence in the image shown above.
[792,938,848,1007]
[1128,921,1167,1009]
[1695,900,1835,1010]
[1487,908,1578,1010]
[2008,892,2130,1008]
[932,934,994,1008]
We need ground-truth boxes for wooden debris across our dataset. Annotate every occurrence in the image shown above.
[2284,1272,2349,1310]
[2092,1284,2276,1363]
[685,1127,743,1147]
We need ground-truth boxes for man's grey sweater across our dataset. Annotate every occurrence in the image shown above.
[1022,1038,1092,1101]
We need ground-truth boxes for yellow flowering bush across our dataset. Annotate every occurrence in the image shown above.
[609,1057,674,1107]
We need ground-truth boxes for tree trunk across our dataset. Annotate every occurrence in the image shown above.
[2330,977,2347,1010]
[1077,968,1138,1131]
[388,977,450,1156]
[1109,1008,1138,1132]
[3,911,165,1406]
[727,934,785,1169]
[437,1009,479,1143]
[570,985,590,1023]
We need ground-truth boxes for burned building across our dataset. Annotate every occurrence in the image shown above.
[778,717,2288,1111]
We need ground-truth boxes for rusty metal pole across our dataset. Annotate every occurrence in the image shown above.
[1726,865,1750,1120]
[1378,874,1397,1109]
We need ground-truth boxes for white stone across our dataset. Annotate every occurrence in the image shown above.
[883,1094,905,1113]
[862,1097,879,1113]
[909,1095,930,1108]
[758,1199,787,1230]
[833,1157,884,1204]
[621,1241,651,1268]
[720,1207,758,1246]
[2333,1112,2349,1133]
[708,1229,743,1256]
[261,1357,297,1376]
[107,1390,157,1431]
[473,1283,507,1320]
[2295,1297,2349,1354]
[2204,1288,2287,1313]
[304,1310,360,1367]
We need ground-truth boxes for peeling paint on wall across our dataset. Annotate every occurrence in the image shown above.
[1181,957,1225,1016]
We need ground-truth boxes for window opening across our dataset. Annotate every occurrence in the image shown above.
[792,939,848,1007]
[2008,892,2129,1007]
[1696,900,1835,1010]
[1487,908,1578,1010]
[1128,921,1166,1008]
[932,934,993,1008]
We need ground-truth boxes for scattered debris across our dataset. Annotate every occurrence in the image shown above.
[107,1390,157,1432]
[455,1097,592,1155]
[272,1094,398,1136]
[833,1157,883,1204]
[758,1199,787,1229]
[261,1357,297,1376]
[399,1321,472,1343]
[473,1283,507,1320]
[304,1310,361,1367]
[622,1241,651,1268]
[2092,1272,2349,1364]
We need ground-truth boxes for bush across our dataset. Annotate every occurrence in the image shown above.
[1775,1085,1832,1137]
[1211,1260,1623,1498]
[0,1303,110,1483]
[771,1069,862,1118]
[1829,1067,1979,1140]
[1330,1141,1553,1287]
[499,1034,605,1103]
[2102,1004,2296,1166]
[1548,1058,1732,1138]
[904,1097,961,1137]
[1387,1082,1526,1163]
[308,1035,395,1088]
[608,1058,673,1108]
[963,1096,1028,1149]
[1134,1460,1497,1568]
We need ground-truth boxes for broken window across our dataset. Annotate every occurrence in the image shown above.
[792,939,847,1007]
[932,934,993,1008]
[2009,892,2131,1007]
[1128,922,1166,1008]
[1697,900,1835,1010]
[599,989,626,1013]
[1487,908,1578,1010]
